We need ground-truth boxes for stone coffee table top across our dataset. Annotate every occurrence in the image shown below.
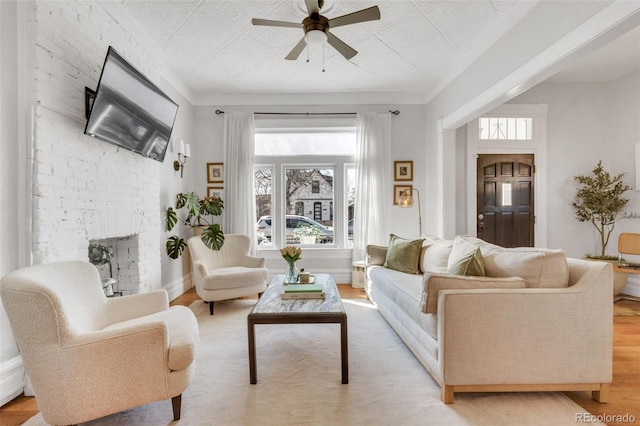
[250,273,344,315]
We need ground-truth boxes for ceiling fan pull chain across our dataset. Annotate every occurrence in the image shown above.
[322,45,326,72]
[306,44,310,63]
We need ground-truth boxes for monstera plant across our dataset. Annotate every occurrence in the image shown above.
[165,192,225,259]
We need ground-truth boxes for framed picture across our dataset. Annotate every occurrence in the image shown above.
[394,160,413,181]
[207,187,224,199]
[393,184,412,205]
[207,162,224,183]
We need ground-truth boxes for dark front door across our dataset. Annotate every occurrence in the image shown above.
[477,154,534,247]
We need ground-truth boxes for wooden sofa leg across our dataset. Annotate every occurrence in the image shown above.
[172,394,182,420]
[441,385,454,404]
[593,383,609,403]
[209,301,214,315]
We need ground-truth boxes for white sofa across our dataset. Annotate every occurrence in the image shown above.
[365,235,613,404]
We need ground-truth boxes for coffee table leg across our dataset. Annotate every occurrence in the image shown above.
[248,317,257,384]
[341,315,348,384]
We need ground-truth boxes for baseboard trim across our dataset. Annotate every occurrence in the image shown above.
[165,273,193,301]
[0,355,25,407]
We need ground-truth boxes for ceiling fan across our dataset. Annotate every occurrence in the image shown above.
[252,0,380,61]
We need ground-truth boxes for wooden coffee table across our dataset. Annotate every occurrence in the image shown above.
[247,273,348,384]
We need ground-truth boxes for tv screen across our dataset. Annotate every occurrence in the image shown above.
[84,46,178,162]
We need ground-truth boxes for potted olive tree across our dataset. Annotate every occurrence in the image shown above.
[572,161,637,295]
[165,192,225,259]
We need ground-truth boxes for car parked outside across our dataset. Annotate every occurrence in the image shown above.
[256,215,333,244]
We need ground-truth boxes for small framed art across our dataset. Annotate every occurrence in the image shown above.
[394,160,413,181]
[207,187,223,199]
[207,162,224,183]
[393,184,412,205]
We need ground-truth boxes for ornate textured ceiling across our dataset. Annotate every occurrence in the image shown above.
[121,0,640,97]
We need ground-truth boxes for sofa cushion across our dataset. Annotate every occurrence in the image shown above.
[383,234,424,274]
[457,236,569,288]
[447,237,486,276]
[420,273,527,314]
[368,266,438,341]
[420,240,453,274]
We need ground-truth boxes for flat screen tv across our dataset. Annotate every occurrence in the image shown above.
[84,46,178,162]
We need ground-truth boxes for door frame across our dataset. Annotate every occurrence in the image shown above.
[466,104,548,247]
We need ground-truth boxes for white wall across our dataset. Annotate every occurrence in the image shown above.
[508,70,640,295]
[0,0,24,406]
[193,103,426,281]
[422,1,623,239]
[0,0,196,405]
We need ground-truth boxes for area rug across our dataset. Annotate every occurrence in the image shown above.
[24,298,602,425]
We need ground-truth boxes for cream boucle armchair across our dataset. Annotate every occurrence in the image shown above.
[0,261,199,425]
[188,234,268,315]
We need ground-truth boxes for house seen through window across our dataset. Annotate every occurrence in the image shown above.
[254,126,356,248]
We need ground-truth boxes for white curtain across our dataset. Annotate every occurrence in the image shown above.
[223,112,257,251]
[353,112,391,262]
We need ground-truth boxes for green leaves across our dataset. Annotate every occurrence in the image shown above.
[200,224,225,250]
[165,191,225,258]
[572,161,632,257]
[166,236,187,259]
[166,207,178,232]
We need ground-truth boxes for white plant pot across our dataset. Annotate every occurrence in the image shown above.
[299,236,316,244]
[585,258,628,296]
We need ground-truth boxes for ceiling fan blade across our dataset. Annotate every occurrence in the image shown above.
[251,18,302,29]
[326,31,357,60]
[285,37,307,60]
[329,6,381,28]
[305,0,321,15]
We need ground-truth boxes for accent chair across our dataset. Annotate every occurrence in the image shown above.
[188,234,268,315]
[0,261,198,425]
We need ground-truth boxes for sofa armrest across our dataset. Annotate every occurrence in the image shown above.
[421,273,527,314]
[106,290,169,324]
[436,262,613,386]
[366,245,387,267]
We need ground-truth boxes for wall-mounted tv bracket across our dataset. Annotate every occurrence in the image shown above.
[85,87,96,120]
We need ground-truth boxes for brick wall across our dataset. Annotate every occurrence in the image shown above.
[30,0,166,293]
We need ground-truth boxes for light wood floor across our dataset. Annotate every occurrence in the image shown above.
[1,289,638,426]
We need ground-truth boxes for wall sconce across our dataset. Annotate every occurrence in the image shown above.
[173,140,190,178]
[398,188,423,236]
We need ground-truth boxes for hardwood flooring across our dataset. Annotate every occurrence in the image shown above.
[1,288,638,426]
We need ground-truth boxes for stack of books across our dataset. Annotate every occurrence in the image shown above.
[281,283,325,300]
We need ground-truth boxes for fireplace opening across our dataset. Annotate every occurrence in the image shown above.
[88,235,140,296]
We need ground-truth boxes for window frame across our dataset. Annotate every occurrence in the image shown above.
[254,122,356,250]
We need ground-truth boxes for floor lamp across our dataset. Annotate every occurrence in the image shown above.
[398,188,423,236]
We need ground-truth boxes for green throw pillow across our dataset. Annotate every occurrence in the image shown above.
[447,237,486,276]
[383,234,425,274]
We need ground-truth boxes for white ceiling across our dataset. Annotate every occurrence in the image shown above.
[121,0,640,97]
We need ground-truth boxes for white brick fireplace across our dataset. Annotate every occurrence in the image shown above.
[32,105,162,294]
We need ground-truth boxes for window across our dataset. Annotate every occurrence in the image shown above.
[479,117,532,140]
[254,123,356,248]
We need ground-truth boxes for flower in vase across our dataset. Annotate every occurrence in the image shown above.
[280,246,302,263]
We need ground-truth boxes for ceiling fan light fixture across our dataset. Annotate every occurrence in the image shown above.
[306,29,327,46]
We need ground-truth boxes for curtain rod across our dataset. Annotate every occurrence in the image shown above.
[214,109,400,116]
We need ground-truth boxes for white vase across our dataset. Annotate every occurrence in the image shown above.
[299,235,316,244]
